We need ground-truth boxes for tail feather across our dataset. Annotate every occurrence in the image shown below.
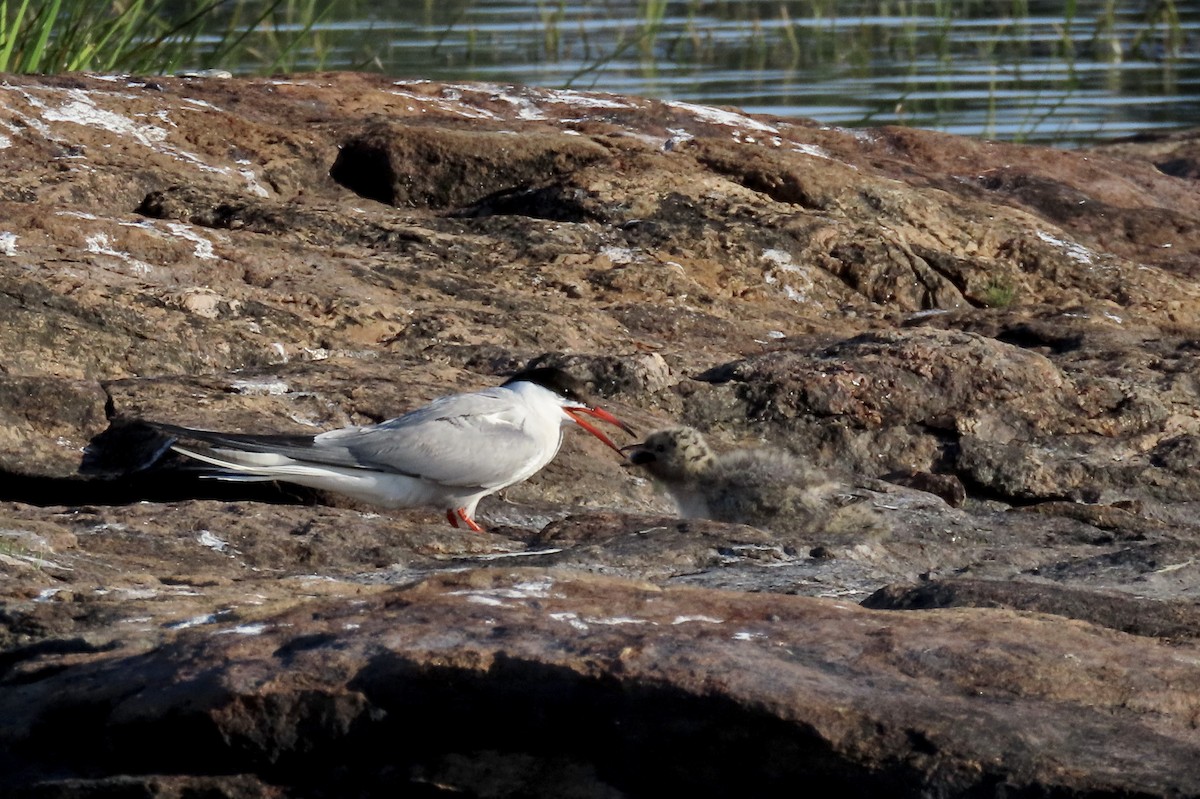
[170,444,350,482]
[168,443,297,475]
[152,421,373,473]
[153,422,320,456]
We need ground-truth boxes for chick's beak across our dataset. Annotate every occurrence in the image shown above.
[621,444,656,466]
[564,406,637,456]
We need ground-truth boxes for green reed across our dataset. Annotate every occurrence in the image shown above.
[0,0,333,74]
[5,0,1191,146]
[1,0,205,73]
[562,0,673,87]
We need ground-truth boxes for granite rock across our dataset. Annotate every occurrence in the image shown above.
[2,73,1200,796]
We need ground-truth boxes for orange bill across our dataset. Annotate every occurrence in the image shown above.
[564,406,636,455]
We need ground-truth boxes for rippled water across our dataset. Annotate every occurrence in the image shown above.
[219,1,1200,146]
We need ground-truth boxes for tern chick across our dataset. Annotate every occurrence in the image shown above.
[150,367,635,533]
[625,426,887,540]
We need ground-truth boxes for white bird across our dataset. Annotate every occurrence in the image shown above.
[624,426,888,540]
[151,367,635,532]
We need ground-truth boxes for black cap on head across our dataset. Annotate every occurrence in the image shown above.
[503,366,587,402]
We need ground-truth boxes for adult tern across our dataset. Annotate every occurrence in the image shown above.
[153,367,635,532]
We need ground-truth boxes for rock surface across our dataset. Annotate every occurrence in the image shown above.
[1,72,1200,795]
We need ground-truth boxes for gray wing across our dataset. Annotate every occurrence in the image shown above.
[329,388,561,488]
[158,388,555,490]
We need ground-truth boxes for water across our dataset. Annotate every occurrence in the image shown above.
[211,0,1200,147]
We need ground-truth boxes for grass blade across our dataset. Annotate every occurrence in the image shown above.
[24,0,62,71]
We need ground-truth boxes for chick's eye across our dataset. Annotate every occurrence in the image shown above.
[654,444,666,453]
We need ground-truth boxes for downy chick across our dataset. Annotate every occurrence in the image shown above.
[625,426,888,541]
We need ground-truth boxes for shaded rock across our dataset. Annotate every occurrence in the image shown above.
[526,351,673,397]
[864,577,1200,639]
[699,328,1070,432]
[330,122,611,210]
[1152,433,1200,473]
[1012,499,1162,539]
[5,571,1200,798]
[882,470,966,507]
[0,378,108,478]
[9,774,284,799]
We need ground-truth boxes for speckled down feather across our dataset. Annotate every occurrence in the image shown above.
[626,426,889,540]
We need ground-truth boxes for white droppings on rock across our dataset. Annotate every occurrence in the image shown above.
[538,88,632,110]
[388,86,502,120]
[216,623,269,636]
[510,577,556,597]
[907,308,951,320]
[229,378,290,396]
[762,248,798,270]
[85,232,153,274]
[168,613,217,630]
[26,87,251,178]
[43,89,168,148]
[452,577,559,607]
[791,142,834,160]
[663,128,694,150]
[492,92,547,121]
[234,160,271,197]
[600,246,636,264]
[732,630,768,641]
[671,615,724,625]
[197,530,230,552]
[0,232,16,255]
[585,616,653,626]
[549,611,591,632]
[179,69,233,79]
[466,547,565,561]
[117,588,160,600]
[465,594,509,607]
[1036,230,1095,265]
[665,100,779,134]
[181,97,221,110]
[166,222,218,259]
[762,248,814,305]
[1,87,53,138]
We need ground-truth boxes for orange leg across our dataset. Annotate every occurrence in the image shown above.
[456,508,484,533]
[446,509,460,528]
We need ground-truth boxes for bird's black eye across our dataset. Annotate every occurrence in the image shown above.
[654,444,666,453]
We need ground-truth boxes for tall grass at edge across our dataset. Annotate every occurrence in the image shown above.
[0,0,333,75]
